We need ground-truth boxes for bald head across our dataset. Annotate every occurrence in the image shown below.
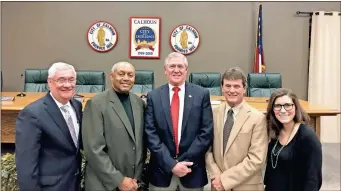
[110,61,135,93]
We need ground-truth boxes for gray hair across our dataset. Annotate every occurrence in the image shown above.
[48,62,76,79]
[111,61,134,72]
[164,52,188,67]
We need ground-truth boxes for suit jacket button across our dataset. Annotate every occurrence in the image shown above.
[133,165,135,169]
[133,147,135,150]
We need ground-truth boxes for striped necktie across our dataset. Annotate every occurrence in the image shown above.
[60,105,78,148]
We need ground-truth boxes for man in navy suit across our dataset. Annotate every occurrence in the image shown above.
[145,52,214,190]
[15,62,83,191]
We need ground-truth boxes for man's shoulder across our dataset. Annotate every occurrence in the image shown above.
[20,95,46,115]
[146,84,166,97]
[186,82,210,98]
[187,82,207,92]
[213,103,224,113]
[71,97,82,107]
[88,89,110,103]
[244,102,265,117]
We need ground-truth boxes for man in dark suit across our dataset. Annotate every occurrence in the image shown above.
[15,62,83,191]
[82,61,146,191]
[145,52,214,190]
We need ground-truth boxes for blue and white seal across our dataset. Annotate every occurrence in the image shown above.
[134,26,156,51]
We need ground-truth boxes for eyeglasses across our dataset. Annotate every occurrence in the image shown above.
[273,103,294,111]
[52,78,76,85]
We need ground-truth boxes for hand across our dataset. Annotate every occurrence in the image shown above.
[118,177,138,191]
[211,175,224,191]
[171,161,193,177]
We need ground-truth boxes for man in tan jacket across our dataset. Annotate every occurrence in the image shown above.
[205,67,268,191]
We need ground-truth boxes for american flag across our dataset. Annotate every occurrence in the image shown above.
[253,3,266,73]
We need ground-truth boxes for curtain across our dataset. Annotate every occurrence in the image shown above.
[308,11,341,143]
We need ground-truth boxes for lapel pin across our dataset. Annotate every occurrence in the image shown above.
[189,95,192,98]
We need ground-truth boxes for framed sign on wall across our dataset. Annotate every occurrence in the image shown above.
[129,17,161,59]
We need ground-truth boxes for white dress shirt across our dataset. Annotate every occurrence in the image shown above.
[169,82,185,143]
[50,93,80,140]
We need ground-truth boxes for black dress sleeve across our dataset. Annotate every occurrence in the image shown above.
[301,126,323,191]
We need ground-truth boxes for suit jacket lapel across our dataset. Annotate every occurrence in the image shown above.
[181,82,193,135]
[43,93,76,150]
[218,103,226,157]
[109,89,136,143]
[130,93,140,147]
[160,85,174,135]
[224,102,251,154]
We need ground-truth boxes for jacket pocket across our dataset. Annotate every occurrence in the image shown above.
[39,175,62,186]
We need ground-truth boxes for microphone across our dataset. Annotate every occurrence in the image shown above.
[16,74,26,97]
[140,94,147,105]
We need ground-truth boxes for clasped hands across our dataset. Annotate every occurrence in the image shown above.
[118,177,139,191]
[211,174,230,191]
[171,161,193,177]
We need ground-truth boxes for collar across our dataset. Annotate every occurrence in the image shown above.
[225,100,244,116]
[168,82,186,92]
[50,92,71,109]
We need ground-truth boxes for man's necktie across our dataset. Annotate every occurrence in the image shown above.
[171,87,180,155]
[60,105,78,148]
[223,108,234,153]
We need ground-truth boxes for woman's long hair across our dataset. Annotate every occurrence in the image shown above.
[266,88,310,139]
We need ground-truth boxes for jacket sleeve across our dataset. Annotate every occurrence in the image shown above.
[82,99,124,191]
[220,114,268,190]
[15,108,42,191]
[205,146,222,177]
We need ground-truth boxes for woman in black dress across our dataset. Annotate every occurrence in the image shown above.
[264,88,322,191]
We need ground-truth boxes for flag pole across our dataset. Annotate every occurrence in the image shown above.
[254,2,262,73]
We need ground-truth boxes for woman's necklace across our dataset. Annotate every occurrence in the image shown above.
[271,123,296,169]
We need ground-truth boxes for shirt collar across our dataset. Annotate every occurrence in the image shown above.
[50,92,71,109]
[225,101,244,116]
[168,82,186,92]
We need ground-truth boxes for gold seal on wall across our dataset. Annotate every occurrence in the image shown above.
[87,21,118,53]
[169,24,200,55]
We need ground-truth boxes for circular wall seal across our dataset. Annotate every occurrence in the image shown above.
[87,21,118,52]
[169,24,200,55]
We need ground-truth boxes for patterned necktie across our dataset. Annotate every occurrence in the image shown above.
[171,86,180,155]
[223,108,234,153]
[60,105,78,148]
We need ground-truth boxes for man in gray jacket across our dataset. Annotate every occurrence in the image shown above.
[82,61,146,191]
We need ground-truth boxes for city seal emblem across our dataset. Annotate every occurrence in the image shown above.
[170,24,200,55]
[87,21,118,52]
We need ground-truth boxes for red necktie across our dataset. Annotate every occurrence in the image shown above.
[171,87,180,155]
